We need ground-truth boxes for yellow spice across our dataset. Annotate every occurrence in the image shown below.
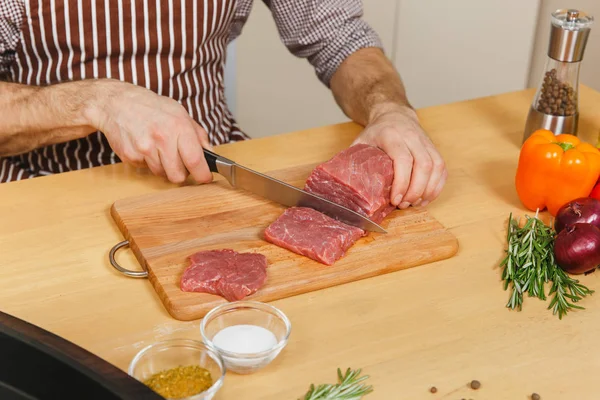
[143,365,213,399]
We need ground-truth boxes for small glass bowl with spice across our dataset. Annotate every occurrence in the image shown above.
[200,301,291,374]
[128,339,225,400]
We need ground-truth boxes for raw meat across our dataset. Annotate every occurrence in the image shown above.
[180,249,268,301]
[264,144,395,265]
[264,207,365,265]
[304,143,395,223]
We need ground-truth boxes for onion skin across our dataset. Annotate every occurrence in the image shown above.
[554,223,600,274]
[554,197,600,233]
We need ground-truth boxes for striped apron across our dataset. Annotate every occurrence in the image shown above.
[0,0,247,183]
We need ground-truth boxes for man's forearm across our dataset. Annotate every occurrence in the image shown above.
[330,47,414,126]
[0,81,99,156]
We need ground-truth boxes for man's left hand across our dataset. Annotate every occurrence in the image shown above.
[353,105,447,209]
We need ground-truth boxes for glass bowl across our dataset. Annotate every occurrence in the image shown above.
[200,301,291,374]
[128,339,225,400]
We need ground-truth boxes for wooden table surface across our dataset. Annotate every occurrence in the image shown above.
[2,87,600,400]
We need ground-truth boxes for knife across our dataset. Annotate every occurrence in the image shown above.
[202,149,387,233]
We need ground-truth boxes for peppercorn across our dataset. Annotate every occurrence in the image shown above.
[470,380,481,390]
[532,393,541,400]
[429,386,437,393]
[536,68,577,116]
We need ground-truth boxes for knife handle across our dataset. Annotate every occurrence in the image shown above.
[203,148,234,174]
[203,149,219,173]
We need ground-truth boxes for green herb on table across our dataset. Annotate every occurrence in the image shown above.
[299,368,373,400]
[500,211,594,319]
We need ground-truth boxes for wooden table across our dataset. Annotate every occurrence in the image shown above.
[2,87,600,400]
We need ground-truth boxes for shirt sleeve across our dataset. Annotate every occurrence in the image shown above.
[0,1,24,80]
[262,0,384,87]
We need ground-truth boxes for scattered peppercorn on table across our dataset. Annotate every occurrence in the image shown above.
[2,86,600,399]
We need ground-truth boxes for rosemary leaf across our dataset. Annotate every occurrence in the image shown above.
[300,368,373,400]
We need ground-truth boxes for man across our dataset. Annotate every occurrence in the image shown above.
[0,1,446,209]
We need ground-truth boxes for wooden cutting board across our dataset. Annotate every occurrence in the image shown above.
[110,163,459,321]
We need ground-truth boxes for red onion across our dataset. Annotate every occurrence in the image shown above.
[554,223,600,274]
[554,197,600,233]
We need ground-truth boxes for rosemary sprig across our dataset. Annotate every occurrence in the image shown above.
[499,211,594,319]
[299,368,373,400]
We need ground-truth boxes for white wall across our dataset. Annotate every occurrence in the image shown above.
[226,1,545,138]
[393,0,540,108]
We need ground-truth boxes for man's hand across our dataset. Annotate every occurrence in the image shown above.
[0,79,213,184]
[329,47,448,208]
[352,105,447,209]
[87,80,213,184]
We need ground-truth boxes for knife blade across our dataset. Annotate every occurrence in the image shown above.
[202,149,387,233]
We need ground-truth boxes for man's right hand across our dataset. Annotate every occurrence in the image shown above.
[0,79,214,184]
[86,79,213,184]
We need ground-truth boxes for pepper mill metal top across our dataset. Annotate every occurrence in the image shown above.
[548,9,594,62]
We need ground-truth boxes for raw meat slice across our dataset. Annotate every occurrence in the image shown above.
[304,144,395,223]
[264,207,365,265]
[180,249,268,301]
[264,144,396,265]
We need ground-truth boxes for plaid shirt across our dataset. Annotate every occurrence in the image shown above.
[0,0,382,86]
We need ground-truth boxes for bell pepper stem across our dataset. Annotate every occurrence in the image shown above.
[554,141,575,152]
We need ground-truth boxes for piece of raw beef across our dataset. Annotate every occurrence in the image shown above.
[264,207,365,265]
[180,249,268,301]
[304,143,395,223]
[264,144,394,265]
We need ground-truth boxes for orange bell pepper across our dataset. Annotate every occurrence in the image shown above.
[515,129,600,216]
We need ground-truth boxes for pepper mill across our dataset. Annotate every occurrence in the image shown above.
[523,9,594,142]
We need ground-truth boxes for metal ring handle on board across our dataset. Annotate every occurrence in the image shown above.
[108,240,148,278]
